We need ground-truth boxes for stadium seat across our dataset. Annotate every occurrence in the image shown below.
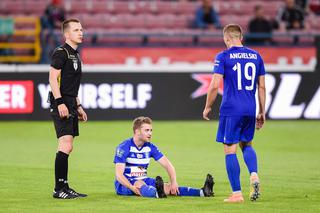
[77,14,106,29]
[24,1,47,16]
[89,1,109,14]
[65,0,92,14]
[3,1,25,15]
[155,1,180,14]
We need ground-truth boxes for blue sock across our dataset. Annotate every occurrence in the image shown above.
[140,185,157,198]
[225,154,241,192]
[178,187,201,196]
[242,146,258,174]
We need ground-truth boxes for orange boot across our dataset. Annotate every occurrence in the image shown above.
[224,192,244,203]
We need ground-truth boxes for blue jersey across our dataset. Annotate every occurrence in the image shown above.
[113,138,163,181]
[213,46,265,116]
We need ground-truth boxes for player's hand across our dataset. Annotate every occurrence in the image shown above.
[77,106,88,122]
[57,104,69,118]
[169,181,180,195]
[256,113,265,130]
[203,107,212,120]
[130,185,141,196]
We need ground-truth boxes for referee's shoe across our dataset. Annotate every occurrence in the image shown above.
[53,188,77,199]
[66,188,88,197]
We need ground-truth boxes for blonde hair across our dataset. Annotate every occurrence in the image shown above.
[133,116,152,132]
[223,24,243,39]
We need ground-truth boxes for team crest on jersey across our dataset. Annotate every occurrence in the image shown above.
[73,60,78,70]
[136,154,143,159]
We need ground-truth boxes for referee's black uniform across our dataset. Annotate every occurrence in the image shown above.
[50,43,82,138]
[50,42,87,199]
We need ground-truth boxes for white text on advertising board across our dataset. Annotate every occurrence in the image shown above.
[38,83,152,109]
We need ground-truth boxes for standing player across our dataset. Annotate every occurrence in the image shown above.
[114,116,214,198]
[49,19,88,199]
[203,24,266,203]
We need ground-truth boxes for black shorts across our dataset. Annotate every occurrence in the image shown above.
[50,96,79,139]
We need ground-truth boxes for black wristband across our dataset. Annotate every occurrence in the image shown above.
[77,104,82,109]
[55,97,64,106]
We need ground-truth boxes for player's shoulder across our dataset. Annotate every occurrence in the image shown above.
[145,142,158,149]
[217,49,229,57]
[243,46,262,57]
[116,138,132,150]
[214,50,228,62]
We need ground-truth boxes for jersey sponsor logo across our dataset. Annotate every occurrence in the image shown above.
[0,81,34,114]
[128,166,147,178]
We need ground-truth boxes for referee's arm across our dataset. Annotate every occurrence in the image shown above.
[49,67,62,99]
[49,67,69,118]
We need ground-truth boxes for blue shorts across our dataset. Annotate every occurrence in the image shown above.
[114,177,156,196]
[216,116,256,144]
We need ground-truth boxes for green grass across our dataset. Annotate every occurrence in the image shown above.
[0,121,319,213]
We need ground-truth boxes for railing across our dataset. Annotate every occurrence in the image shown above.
[0,16,41,63]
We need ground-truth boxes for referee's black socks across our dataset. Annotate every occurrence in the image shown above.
[54,151,69,191]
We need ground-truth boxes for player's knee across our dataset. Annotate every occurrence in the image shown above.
[224,144,237,154]
[133,180,145,188]
[59,144,73,154]
[58,137,74,154]
[240,141,252,151]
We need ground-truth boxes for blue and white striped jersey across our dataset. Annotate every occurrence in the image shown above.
[113,138,163,181]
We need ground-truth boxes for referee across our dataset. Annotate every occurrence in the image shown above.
[49,18,87,199]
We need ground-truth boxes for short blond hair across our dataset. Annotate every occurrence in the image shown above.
[223,24,243,39]
[133,116,152,132]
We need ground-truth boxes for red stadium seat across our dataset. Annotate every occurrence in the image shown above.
[90,1,110,14]
[24,1,47,16]
[77,14,106,29]
[155,1,180,14]
[3,1,26,15]
[65,0,92,14]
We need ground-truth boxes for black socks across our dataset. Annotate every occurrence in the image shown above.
[54,151,69,191]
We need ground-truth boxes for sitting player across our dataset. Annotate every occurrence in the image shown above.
[114,116,214,198]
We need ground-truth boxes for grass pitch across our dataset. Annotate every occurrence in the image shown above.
[0,120,319,213]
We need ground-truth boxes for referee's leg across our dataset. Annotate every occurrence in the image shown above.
[57,135,74,191]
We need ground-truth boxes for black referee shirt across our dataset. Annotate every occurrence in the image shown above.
[50,43,82,97]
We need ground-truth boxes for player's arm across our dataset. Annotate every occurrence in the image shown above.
[157,156,179,195]
[115,163,141,196]
[203,73,223,120]
[256,75,266,130]
[49,67,69,118]
[76,96,87,122]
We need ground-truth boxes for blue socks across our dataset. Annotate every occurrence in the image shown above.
[140,185,202,197]
[178,187,201,196]
[140,185,157,198]
[225,154,241,192]
[242,145,258,174]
